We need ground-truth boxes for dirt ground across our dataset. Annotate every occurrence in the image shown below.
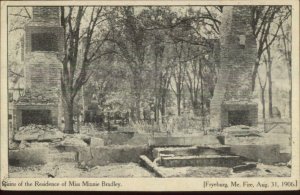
[9,162,290,178]
[156,164,291,177]
[9,162,155,178]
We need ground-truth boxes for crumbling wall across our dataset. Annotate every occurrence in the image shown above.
[77,145,150,166]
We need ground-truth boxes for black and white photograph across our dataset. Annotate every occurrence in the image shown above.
[1,0,299,191]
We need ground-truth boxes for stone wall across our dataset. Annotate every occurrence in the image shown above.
[210,6,257,129]
[77,145,150,166]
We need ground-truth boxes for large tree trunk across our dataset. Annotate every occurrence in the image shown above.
[64,101,74,134]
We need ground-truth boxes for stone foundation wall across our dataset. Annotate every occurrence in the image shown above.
[230,144,282,164]
[77,145,150,166]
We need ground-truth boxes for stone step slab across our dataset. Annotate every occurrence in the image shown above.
[153,145,232,159]
[160,155,243,167]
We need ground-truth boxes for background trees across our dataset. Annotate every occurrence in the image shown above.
[59,6,117,133]
[250,6,291,119]
[8,5,292,133]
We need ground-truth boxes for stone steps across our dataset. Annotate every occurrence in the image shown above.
[160,155,243,167]
[153,145,231,159]
[151,145,243,167]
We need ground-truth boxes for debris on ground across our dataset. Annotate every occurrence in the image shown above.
[14,124,64,142]
[9,162,154,178]
[232,162,257,173]
[9,140,19,150]
[59,136,88,147]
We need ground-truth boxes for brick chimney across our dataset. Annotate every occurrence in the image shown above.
[210,6,258,129]
[14,7,64,130]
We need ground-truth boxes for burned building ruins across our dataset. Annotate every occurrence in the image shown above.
[12,7,64,131]
[210,6,258,129]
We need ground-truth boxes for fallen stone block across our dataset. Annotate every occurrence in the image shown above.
[90,137,104,147]
[9,148,49,167]
[232,163,257,172]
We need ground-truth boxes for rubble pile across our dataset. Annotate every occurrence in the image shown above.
[14,124,64,142]
[59,135,88,147]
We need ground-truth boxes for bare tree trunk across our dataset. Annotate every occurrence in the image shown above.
[287,60,292,118]
[289,89,292,118]
[64,101,74,134]
[267,48,273,118]
[154,55,160,124]
[200,60,206,134]
[161,94,166,123]
[177,94,181,116]
[261,88,266,119]
[252,61,260,91]
[136,94,141,121]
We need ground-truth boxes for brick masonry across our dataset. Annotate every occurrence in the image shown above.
[210,6,258,129]
[14,7,64,129]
